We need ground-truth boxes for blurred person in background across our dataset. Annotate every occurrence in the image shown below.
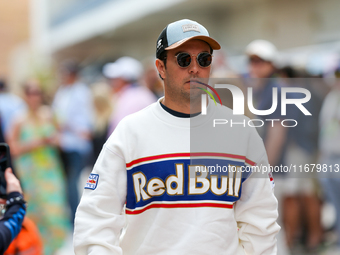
[278,67,323,253]
[9,80,70,255]
[318,65,340,254]
[0,168,26,254]
[245,39,287,167]
[210,49,252,116]
[245,39,290,255]
[52,60,94,226]
[211,49,239,79]
[0,79,27,139]
[142,58,164,98]
[102,56,157,136]
[90,82,112,165]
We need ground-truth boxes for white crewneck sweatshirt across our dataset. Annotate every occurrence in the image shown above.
[74,98,280,255]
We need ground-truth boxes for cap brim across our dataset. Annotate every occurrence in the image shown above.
[165,35,221,51]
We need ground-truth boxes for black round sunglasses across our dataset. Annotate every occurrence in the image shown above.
[174,52,213,68]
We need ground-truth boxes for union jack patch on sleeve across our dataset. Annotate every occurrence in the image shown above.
[85,173,99,190]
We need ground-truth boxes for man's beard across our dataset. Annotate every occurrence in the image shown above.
[165,74,207,105]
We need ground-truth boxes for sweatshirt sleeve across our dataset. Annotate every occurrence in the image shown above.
[73,138,127,254]
[234,127,280,255]
[0,192,26,254]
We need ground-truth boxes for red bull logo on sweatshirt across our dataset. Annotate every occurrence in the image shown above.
[125,153,255,215]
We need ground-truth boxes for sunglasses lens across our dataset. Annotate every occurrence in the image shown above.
[177,53,192,67]
[198,52,212,67]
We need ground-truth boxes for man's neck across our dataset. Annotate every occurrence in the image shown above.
[161,97,201,115]
[160,102,200,118]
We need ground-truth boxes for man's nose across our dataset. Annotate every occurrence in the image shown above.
[188,56,199,74]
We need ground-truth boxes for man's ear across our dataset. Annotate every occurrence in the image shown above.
[155,59,166,80]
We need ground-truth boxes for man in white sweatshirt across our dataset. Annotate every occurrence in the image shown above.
[74,19,280,255]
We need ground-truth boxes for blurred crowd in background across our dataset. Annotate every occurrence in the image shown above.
[0,56,160,254]
[1,0,340,254]
[1,39,340,255]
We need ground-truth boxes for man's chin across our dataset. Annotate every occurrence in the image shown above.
[189,89,204,100]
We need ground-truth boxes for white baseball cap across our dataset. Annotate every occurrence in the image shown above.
[245,39,277,62]
[156,19,221,59]
[103,56,143,81]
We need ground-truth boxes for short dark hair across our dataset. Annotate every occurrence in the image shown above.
[159,51,167,68]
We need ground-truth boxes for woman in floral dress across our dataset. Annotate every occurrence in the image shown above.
[9,81,70,255]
